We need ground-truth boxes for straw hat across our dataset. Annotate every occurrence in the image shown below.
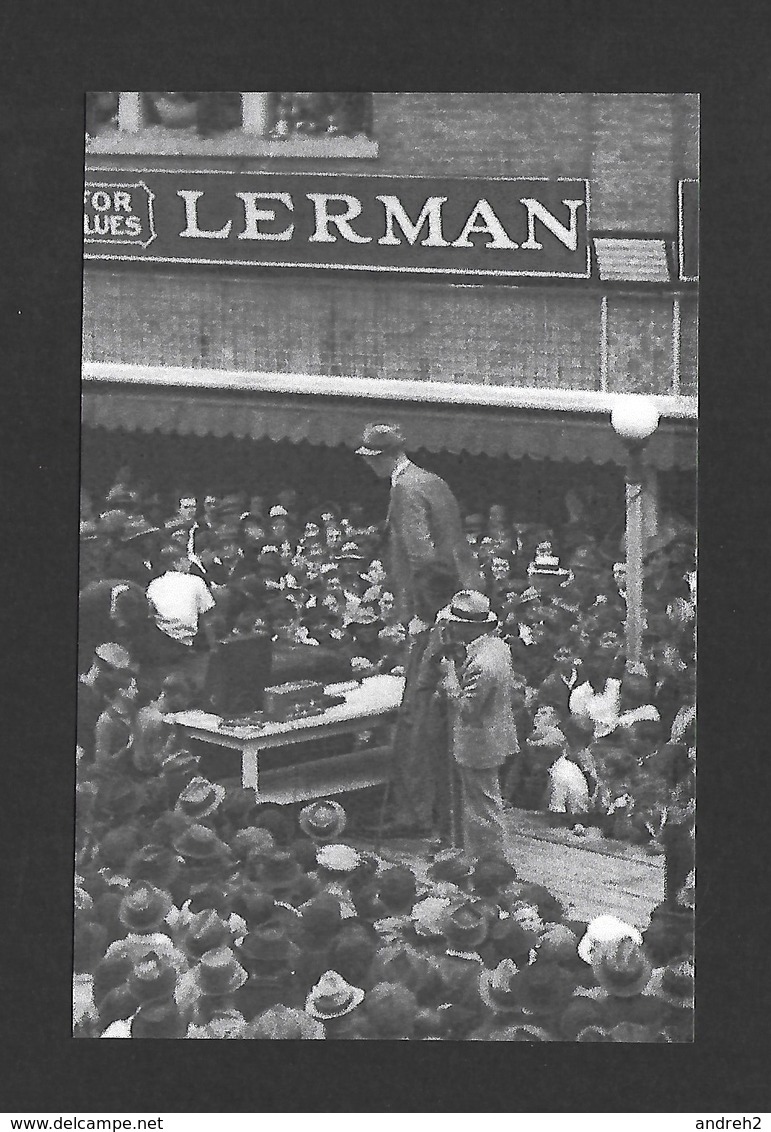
[305,970,365,1021]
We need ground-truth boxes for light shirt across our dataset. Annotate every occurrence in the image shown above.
[146,571,215,646]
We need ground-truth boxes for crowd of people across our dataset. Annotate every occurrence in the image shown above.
[75,464,695,1038]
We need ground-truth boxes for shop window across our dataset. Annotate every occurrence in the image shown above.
[85,92,377,158]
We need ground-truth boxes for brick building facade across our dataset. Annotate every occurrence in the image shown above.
[82,93,697,495]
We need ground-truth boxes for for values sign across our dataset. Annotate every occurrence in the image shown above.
[83,170,590,279]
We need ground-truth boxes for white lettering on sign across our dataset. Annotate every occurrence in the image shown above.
[376,195,450,247]
[450,198,519,249]
[306,193,372,244]
[177,190,233,239]
[519,198,584,251]
[235,192,295,241]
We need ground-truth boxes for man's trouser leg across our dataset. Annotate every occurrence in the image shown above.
[388,629,437,830]
[457,764,510,859]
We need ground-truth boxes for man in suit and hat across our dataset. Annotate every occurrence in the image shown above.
[438,591,517,861]
[356,423,484,837]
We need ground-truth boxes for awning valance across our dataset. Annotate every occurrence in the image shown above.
[82,381,696,470]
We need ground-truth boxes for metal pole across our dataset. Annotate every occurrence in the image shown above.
[624,445,646,673]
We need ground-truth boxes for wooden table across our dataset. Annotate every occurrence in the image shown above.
[167,674,405,804]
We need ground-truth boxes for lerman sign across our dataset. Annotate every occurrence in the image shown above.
[83,170,590,278]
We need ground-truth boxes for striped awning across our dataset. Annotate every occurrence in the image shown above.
[81,365,697,470]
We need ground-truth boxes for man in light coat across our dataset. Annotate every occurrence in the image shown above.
[439,591,517,860]
[356,424,484,837]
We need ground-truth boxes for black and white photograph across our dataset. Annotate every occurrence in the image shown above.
[73,92,697,1042]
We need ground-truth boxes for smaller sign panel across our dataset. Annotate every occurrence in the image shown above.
[678,179,699,281]
[83,170,590,279]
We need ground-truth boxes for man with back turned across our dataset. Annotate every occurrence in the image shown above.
[356,423,484,838]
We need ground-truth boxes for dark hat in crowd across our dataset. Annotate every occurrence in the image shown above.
[471,855,518,898]
[248,1006,325,1040]
[298,799,347,844]
[124,845,181,891]
[426,850,474,888]
[178,909,235,960]
[442,901,490,952]
[174,776,226,822]
[355,422,406,457]
[193,947,249,998]
[489,917,539,966]
[96,823,143,871]
[305,970,365,1021]
[328,924,378,986]
[299,893,344,941]
[235,925,300,973]
[96,983,140,1029]
[478,959,522,1015]
[73,920,109,974]
[217,787,258,832]
[364,982,419,1039]
[93,782,146,826]
[225,882,278,928]
[558,996,605,1040]
[377,866,418,915]
[172,824,231,864]
[515,962,575,1018]
[646,959,694,1009]
[117,883,172,934]
[643,904,694,966]
[537,923,581,967]
[254,848,305,894]
[287,836,319,874]
[515,882,565,924]
[128,951,178,1003]
[590,937,653,998]
[92,953,134,1007]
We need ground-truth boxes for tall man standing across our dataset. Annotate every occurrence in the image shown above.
[356,423,484,837]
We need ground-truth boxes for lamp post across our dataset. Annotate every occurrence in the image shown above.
[610,395,661,673]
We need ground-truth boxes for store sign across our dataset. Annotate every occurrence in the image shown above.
[678,179,699,281]
[83,170,590,278]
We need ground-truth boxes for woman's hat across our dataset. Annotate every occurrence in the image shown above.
[577,915,643,965]
[355,423,405,457]
[172,824,231,864]
[442,901,490,951]
[478,958,522,1014]
[646,959,694,1009]
[117,883,172,934]
[174,776,225,821]
[130,999,188,1039]
[591,937,653,998]
[249,1005,325,1039]
[178,909,235,960]
[128,951,178,1003]
[305,970,365,1020]
[298,800,347,844]
[445,590,497,625]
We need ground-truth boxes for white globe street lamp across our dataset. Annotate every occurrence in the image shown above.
[610,395,661,672]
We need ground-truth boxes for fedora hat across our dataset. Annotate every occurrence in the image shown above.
[442,901,490,952]
[471,855,518,898]
[479,958,522,1014]
[426,850,474,887]
[255,849,305,893]
[93,642,134,671]
[172,824,231,864]
[118,883,172,934]
[129,999,188,1039]
[646,959,694,1009]
[445,590,497,625]
[233,827,277,865]
[355,423,405,457]
[125,845,181,891]
[536,923,580,966]
[364,981,419,1039]
[591,936,653,998]
[411,895,453,940]
[248,1005,325,1039]
[299,893,343,941]
[558,996,605,1040]
[174,776,226,821]
[194,947,248,997]
[187,1009,249,1039]
[235,926,300,971]
[305,969,365,1021]
[128,951,178,1003]
[490,916,540,965]
[178,909,235,960]
[298,800,347,844]
[578,915,643,965]
[377,866,418,915]
[515,963,575,1017]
